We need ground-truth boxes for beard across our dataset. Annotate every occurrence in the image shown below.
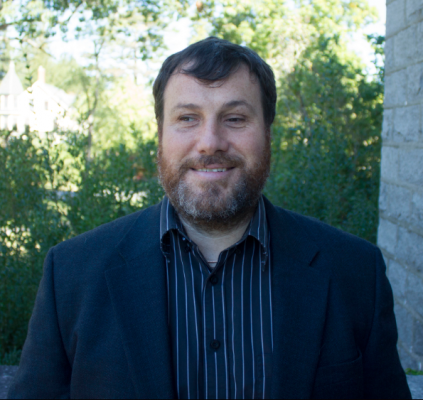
[157,141,271,232]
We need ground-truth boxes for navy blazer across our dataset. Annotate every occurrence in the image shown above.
[8,198,411,399]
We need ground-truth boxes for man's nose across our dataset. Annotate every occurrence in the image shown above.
[195,119,229,155]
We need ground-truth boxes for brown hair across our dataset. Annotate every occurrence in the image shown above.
[153,36,277,131]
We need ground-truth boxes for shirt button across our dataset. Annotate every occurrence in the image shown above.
[209,275,219,285]
[184,243,191,252]
[210,340,220,351]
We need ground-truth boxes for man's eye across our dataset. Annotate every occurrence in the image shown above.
[227,117,245,124]
[179,116,195,122]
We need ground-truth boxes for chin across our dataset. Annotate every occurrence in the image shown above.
[186,171,235,189]
[188,179,231,194]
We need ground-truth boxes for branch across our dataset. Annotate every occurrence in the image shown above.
[297,91,312,138]
[0,18,37,31]
[63,2,83,24]
[7,36,56,59]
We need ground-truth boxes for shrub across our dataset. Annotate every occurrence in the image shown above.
[0,128,162,363]
[265,37,383,243]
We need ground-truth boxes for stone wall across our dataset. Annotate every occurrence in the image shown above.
[378,0,423,371]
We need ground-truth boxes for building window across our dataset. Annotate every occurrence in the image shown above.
[45,101,49,111]
[4,95,8,109]
[14,96,18,109]
[0,95,4,110]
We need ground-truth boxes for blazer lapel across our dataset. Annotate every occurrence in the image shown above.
[105,203,176,399]
[264,198,330,399]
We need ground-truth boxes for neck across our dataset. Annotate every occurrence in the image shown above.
[179,213,252,267]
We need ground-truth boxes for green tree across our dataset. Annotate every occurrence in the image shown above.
[0,130,72,363]
[266,36,384,242]
[191,0,377,76]
[0,127,161,364]
[1,0,187,156]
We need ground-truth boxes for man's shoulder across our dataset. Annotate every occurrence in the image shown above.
[284,207,376,252]
[267,201,379,268]
[51,202,162,270]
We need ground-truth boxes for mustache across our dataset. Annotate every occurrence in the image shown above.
[179,154,245,171]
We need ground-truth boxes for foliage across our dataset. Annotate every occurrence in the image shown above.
[265,36,384,243]
[0,0,186,48]
[191,0,377,79]
[1,0,184,155]
[0,348,21,366]
[4,48,157,153]
[0,128,162,363]
[405,369,423,376]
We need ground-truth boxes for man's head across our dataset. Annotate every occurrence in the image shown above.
[154,37,276,232]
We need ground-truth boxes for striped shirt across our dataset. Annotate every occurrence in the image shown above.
[160,196,273,399]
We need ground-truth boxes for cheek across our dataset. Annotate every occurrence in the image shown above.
[161,130,191,161]
[232,132,267,162]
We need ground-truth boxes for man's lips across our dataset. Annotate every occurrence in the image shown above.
[191,165,235,172]
[192,167,234,172]
[188,165,236,180]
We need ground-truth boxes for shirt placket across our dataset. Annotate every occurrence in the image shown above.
[201,259,227,398]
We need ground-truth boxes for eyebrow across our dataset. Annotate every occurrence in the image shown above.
[172,100,256,113]
[222,100,255,113]
[171,103,201,112]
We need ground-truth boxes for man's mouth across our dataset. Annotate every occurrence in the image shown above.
[188,166,236,180]
[194,168,231,172]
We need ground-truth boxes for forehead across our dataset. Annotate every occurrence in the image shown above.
[163,65,261,111]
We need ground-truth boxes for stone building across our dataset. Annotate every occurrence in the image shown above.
[0,62,76,134]
[378,0,423,371]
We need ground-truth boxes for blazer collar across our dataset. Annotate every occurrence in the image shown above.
[263,196,319,265]
[264,197,330,399]
[106,201,176,399]
[115,201,163,263]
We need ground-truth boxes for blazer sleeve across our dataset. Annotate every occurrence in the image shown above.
[362,247,411,399]
[8,247,71,399]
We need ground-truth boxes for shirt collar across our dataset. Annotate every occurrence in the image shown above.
[160,195,269,250]
[160,195,183,239]
[245,195,268,250]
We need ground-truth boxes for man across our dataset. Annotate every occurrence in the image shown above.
[8,37,411,399]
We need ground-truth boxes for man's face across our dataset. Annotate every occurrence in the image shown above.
[158,65,271,230]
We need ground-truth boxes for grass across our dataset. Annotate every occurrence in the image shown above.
[405,368,423,376]
[0,348,21,366]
